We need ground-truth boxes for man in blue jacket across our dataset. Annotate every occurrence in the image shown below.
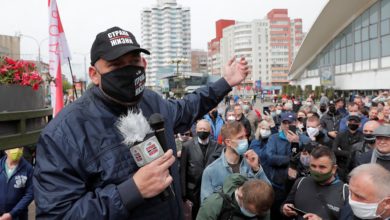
[32,26,249,220]
[265,112,310,220]
[0,147,34,220]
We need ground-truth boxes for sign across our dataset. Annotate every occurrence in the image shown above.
[320,65,335,86]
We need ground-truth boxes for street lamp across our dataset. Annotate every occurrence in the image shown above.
[19,34,48,72]
[167,57,188,97]
[73,52,89,85]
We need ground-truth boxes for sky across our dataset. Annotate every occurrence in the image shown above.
[0,0,328,79]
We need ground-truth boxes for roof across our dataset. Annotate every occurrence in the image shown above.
[289,0,378,80]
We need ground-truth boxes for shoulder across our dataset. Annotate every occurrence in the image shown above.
[204,156,223,173]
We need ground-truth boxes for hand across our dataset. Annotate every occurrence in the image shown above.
[286,131,299,143]
[244,149,260,172]
[133,149,175,198]
[288,167,298,179]
[223,56,250,87]
[328,131,338,138]
[282,204,298,217]
[303,213,323,220]
[0,213,12,220]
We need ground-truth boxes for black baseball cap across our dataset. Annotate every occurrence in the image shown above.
[348,115,361,123]
[90,26,150,65]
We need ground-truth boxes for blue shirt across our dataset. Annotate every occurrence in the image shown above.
[200,148,270,202]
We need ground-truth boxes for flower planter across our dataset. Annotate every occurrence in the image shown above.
[0,85,52,150]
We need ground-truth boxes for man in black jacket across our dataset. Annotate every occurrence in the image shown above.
[32,26,250,219]
[320,101,342,141]
[234,104,252,140]
[180,119,223,219]
[332,115,364,182]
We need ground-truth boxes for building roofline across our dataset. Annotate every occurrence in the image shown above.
[289,0,378,80]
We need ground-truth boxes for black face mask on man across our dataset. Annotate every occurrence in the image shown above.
[98,65,146,105]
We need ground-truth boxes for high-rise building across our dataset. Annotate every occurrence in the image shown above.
[191,49,208,73]
[214,9,302,93]
[207,20,235,76]
[0,34,20,60]
[141,0,191,89]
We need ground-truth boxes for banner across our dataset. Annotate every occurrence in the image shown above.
[48,0,71,115]
[319,65,335,86]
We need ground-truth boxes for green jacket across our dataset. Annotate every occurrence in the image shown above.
[196,174,270,220]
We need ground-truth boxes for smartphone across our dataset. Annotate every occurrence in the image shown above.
[289,125,297,133]
[263,106,270,115]
[288,205,307,216]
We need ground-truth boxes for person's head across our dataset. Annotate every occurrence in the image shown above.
[349,164,390,219]
[178,130,192,142]
[319,103,327,113]
[242,102,251,114]
[363,120,381,146]
[280,112,296,133]
[369,107,379,120]
[306,116,321,138]
[297,110,307,120]
[236,178,274,217]
[234,104,243,120]
[383,106,390,119]
[196,119,211,140]
[209,107,218,119]
[283,102,293,112]
[221,121,248,156]
[348,103,360,116]
[354,97,364,109]
[255,120,271,140]
[305,97,314,106]
[226,108,236,122]
[307,111,320,119]
[373,126,390,154]
[5,147,24,163]
[269,105,276,112]
[328,100,337,114]
[310,145,337,184]
[89,27,150,106]
[300,142,316,167]
[335,98,344,110]
[348,115,361,132]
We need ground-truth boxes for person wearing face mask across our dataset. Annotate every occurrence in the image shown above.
[234,104,252,141]
[180,120,223,219]
[339,103,369,133]
[175,130,193,158]
[33,26,250,220]
[339,163,390,220]
[204,107,225,142]
[249,120,274,177]
[197,174,274,220]
[332,115,364,182]
[300,97,320,115]
[265,112,311,220]
[282,146,349,220]
[320,101,342,141]
[0,147,33,220]
[349,120,380,169]
[355,125,390,171]
[200,121,270,202]
[285,142,315,193]
[296,110,307,135]
[305,116,332,148]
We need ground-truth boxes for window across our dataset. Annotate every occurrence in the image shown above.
[382,35,390,56]
[369,24,378,38]
[362,10,370,27]
[355,29,361,43]
[370,2,379,24]
[355,43,362,61]
[362,41,370,60]
[381,0,390,20]
[381,19,390,35]
[362,27,369,41]
[370,39,379,58]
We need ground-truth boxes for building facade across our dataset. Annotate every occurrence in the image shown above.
[290,0,390,92]
[191,49,208,73]
[216,9,302,93]
[0,34,20,60]
[141,0,191,89]
[207,20,235,76]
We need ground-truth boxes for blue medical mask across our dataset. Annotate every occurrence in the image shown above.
[234,139,248,155]
[240,206,257,218]
[279,130,287,141]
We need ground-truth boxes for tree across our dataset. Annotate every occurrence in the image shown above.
[295,85,303,98]
[63,79,72,93]
[304,85,313,99]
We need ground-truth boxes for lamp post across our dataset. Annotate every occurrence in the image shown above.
[74,52,89,85]
[19,34,48,72]
[168,57,188,98]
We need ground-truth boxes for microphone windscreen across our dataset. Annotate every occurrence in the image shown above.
[117,110,152,146]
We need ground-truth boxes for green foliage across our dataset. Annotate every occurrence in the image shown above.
[304,85,312,98]
[295,85,303,97]
[62,79,72,93]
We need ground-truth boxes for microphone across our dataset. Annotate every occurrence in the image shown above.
[148,113,175,200]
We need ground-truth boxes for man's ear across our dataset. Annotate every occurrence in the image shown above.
[224,138,231,147]
[89,66,100,85]
[332,164,338,175]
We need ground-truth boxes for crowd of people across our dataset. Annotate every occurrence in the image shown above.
[1,26,390,220]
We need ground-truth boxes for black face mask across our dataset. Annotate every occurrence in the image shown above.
[99,65,146,105]
[197,131,210,140]
[320,108,327,113]
[348,123,359,131]
[364,134,376,144]
[329,106,336,114]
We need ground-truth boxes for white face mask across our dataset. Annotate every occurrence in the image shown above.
[276,110,282,115]
[306,127,319,138]
[260,129,271,138]
[349,195,381,219]
[227,115,236,122]
[349,112,359,116]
